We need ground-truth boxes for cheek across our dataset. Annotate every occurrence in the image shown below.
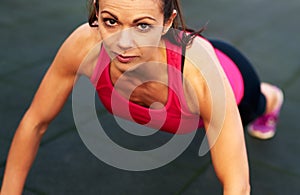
[98,27,117,48]
[98,25,109,40]
[140,47,155,58]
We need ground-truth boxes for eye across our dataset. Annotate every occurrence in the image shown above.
[103,18,118,27]
[137,23,152,32]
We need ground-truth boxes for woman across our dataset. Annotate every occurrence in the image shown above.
[1,0,283,194]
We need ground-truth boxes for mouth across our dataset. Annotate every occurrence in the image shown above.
[113,52,138,63]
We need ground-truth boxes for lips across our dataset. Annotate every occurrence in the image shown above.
[116,54,136,63]
[112,51,138,64]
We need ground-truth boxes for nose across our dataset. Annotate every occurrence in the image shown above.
[117,28,134,50]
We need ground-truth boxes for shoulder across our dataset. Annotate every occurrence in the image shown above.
[182,35,228,115]
[53,23,102,76]
[65,23,101,50]
[186,36,216,61]
[183,35,222,87]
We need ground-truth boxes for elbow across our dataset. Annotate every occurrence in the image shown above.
[240,183,251,195]
[246,184,251,194]
[223,181,251,195]
[239,182,251,195]
[19,111,50,137]
[34,121,49,137]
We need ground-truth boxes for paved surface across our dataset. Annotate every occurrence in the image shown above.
[1,0,300,194]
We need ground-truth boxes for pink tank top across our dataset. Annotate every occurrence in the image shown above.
[90,37,244,134]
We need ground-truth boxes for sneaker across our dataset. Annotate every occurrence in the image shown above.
[247,87,284,139]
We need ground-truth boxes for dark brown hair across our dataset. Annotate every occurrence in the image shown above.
[87,0,205,46]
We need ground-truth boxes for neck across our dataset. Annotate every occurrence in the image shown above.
[109,40,169,108]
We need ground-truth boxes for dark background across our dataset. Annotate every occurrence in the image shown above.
[1,0,299,194]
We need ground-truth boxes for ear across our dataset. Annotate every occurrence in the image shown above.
[162,9,177,35]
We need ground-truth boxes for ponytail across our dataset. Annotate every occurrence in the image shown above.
[162,0,206,46]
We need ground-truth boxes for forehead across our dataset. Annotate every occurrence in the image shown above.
[99,0,163,14]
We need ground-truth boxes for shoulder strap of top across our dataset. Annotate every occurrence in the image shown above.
[181,43,186,74]
[90,43,110,86]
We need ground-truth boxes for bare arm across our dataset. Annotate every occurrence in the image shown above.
[0,23,98,195]
[185,37,250,194]
[205,81,250,194]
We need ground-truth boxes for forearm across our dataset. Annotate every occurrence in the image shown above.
[223,184,251,195]
[1,119,46,195]
[223,174,251,195]
[210,134,250,195]
[213,155,250,195]
[206,114,250,194]
[210,133,250,195]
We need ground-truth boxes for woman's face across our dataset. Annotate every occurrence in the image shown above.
[97,0,171,70]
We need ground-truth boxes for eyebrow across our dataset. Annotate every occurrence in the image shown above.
[100,10,157,23]
[100,10,118,20]
[133,17,157,23]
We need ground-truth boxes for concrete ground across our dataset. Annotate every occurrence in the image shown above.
[1,0,300,194]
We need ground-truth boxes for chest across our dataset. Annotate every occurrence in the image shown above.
[113,77,169,109]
